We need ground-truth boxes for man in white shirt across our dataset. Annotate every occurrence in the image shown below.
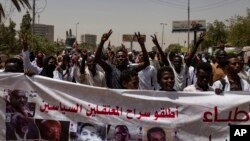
[151,33,205,91]
[21,36,61,79]
[184,63,214,92]
[76,55,106,87]
[213,54,250,93]
[136,52,158,90]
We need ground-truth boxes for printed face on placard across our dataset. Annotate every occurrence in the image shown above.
[79,126,101,141]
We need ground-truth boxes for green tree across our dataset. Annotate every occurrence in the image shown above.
[79,42,96,52]
[20,11,32,36]
[0,19,19,55]
[166,44,183,53]
[32,35,60,55]
[18,12,59,55]
[18,11,32,53]
[0,0,31,22]
[227,10,250,47]
[203,20,228,47]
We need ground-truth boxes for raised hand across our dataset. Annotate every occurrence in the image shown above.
[134,32,145,46]
[198,32,206,41]
[95,29,112,64]
[20,33,28,51]
[101,29,112,42]
[133,32,150,71]
[151,34,160,47]
[121,43,126,51]
[24,70,36,77]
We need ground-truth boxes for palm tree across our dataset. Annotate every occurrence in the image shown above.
[0,0,31,22]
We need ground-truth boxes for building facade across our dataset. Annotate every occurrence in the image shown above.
[34,24,54,42]
[81,34,97,46]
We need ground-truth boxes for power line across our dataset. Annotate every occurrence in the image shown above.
[149,0,186,9]
[157,0,186,7]
[192,0,232,9]
[192,0,243,11]
[149,0,244,12]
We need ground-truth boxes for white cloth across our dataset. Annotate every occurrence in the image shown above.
[238,68,250,84]
[31,58,42,68]
[212,75,250,91]
[187,66,197,86]
[150,59,160,70]
[75,66,106,87]
[22,50,42,74]
[138,65,159,90]
[61,66,73,82]
[22,50,62,80]
[168,54,188,91]
[183,83,214,92]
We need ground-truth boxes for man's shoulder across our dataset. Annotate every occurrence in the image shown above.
[183,84,196,92]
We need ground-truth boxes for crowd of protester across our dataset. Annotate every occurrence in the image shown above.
[1,29,250,94]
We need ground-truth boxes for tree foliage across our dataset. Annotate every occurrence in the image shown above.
[166,44,183,53]
[78,42,96,52]
[0,12,59,56]
[203,20,228,47]
[227,10,250,47]
[0,19,19,55]
[204,10,250,48]
[0,0,31,22]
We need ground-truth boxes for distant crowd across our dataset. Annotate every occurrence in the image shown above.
[1,29,250,94]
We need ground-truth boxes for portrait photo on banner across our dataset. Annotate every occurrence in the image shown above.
[144,126,179,141]
[5,89,38,140]
[70,122,106,141]
[35,119,70,141]
[106,124,143,141]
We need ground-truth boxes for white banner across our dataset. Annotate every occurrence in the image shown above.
[0,73,249,141]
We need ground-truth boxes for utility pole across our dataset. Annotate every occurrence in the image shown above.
[32,0,35,34]
[187,0,190,52]
[76,22,79,42]
[32,0,36,48]
[38,14,40,24]
[160,23,167,48]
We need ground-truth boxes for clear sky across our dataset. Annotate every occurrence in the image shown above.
[3,0,250,50]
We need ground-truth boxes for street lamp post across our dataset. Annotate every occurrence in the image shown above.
[160,23,167,48]
[187,0,190,52]
[76,22,79,41]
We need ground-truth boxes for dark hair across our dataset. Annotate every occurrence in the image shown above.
[43,56,57,67]
[247,56,250,66]
[196,62,212,73]
[115,125,129,132]
[173,55,182,60]
[39,120,62,140]
[79,123,95,133]
[148,51,156,59]
[120,69,138,88]
[71,48,81,54]
[225,53,238,66]
[63,54,70,62]
[114,125,130,139]
[9,90,27,104]
[4,58,24,72]
[214,49,226,57]
[60,54,71,70]
[40,56,57,78]
[157,66,174,83]
[116,49,126,54]
[79,123,105,140]
[29,51,35,62]
[147,127,166,141]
